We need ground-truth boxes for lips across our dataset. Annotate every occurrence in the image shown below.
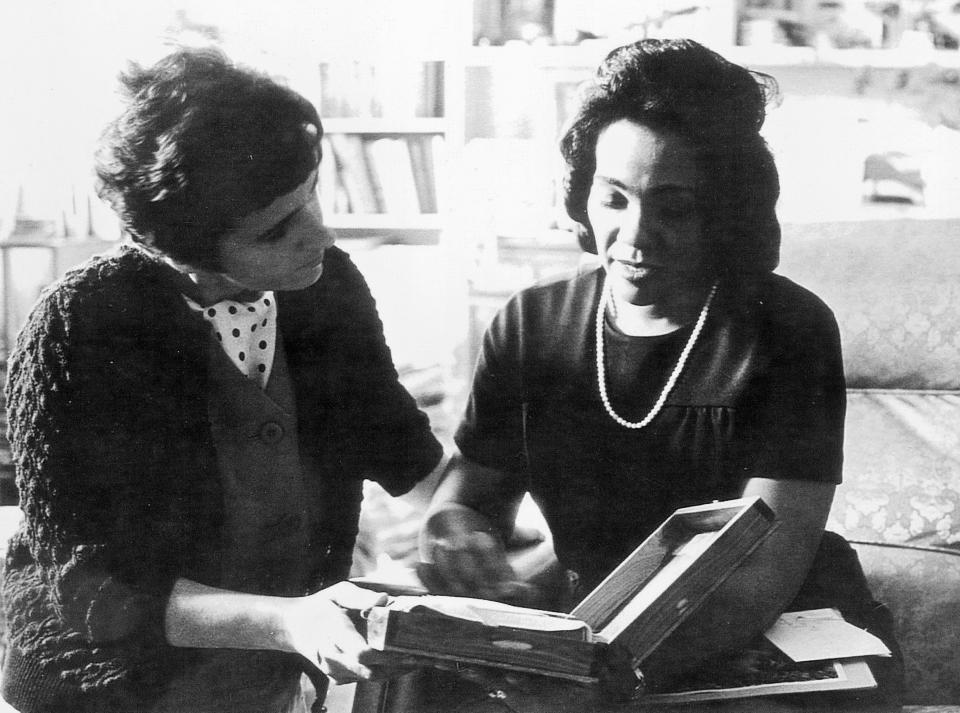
[612,260,657,282]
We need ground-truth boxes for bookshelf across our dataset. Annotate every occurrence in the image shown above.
[293,0,472,246]
[314,59,449,245]
[456,38,960,242]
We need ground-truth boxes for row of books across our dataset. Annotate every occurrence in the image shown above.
[320,134,445,216]
[318,60,444,119]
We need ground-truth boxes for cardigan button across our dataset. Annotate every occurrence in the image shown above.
[259,421,285,444]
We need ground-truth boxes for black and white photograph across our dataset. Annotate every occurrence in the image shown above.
[0,1,958,712]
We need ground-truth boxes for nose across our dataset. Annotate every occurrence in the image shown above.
[617,205,653,250]
[316,223,336,250]
[292,196,335,251]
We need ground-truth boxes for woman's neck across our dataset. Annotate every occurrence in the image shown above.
[608,282,716,337]
[162,257,256,306]
[609,300,681,336]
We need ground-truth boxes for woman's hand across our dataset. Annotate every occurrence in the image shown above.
[419,505,536,604]
[279,581,419,684]
[420,454,545,604]
[165,579,420,686]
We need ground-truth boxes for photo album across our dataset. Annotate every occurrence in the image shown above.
[351,497,890,702]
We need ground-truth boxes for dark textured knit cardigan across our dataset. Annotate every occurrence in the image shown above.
[1,244,442,712]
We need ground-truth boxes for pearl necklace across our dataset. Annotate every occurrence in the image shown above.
[596,281,718,429]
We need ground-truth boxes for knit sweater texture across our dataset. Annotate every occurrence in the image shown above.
[1,244,442,711]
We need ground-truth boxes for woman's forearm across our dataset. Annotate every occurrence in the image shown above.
[164,579,410,684]
[642,478,834,683]
[420,453,523,555]
[164,578,296,652]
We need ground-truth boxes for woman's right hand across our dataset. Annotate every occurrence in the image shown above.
[165,579,420,685]
[419,505,536,604]
[279,581,419,684]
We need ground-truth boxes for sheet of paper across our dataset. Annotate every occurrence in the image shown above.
[764,608,891,662]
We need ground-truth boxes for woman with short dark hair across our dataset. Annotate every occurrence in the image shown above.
[422,38,901,705]
[560,38,782,275]
[2,47,442,713]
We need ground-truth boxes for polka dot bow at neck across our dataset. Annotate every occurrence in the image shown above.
[184,292,278,388]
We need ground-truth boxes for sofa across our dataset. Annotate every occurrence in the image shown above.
[776,218,960,708]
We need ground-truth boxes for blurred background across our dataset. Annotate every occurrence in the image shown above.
[1,0,959,597]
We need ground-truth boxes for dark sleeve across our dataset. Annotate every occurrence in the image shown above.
[4,287,177,648]
[732,284,846,484]
[317,249,443,496]
[454,294,529,474]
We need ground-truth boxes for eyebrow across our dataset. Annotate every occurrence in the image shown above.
[258,209,299,241]
[257,173,319,240]
[594,175,696,195]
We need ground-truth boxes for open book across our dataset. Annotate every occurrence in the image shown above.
[356,498,885,701]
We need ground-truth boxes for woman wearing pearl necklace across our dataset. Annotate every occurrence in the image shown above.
[421,38,901,707]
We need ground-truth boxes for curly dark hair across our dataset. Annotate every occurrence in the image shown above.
[95,46,322,270]
[559,38,781,275]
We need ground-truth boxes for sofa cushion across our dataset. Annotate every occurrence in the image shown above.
[778,221,960,548]
[851,541,960,705]
[778,219,960,391]
[828,391,960,547]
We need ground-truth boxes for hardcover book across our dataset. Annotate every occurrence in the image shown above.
[362,497,780,684]
[644,649,876,703]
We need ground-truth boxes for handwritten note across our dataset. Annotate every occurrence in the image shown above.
[764,608,892,662]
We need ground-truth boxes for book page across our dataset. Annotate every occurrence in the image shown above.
[383,594,592,635]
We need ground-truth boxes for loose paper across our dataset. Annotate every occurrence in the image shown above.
[764,608,891,662]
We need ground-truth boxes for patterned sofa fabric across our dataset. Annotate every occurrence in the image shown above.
[777,218,960,393]
[778,220,960,706]
[830,391,960,548]
[852,542,960,705]
[778,220,960,549]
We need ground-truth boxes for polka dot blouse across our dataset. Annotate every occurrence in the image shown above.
[183,292,278,388]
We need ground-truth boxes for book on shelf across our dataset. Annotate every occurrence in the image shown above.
[364,138,421,216]
[406,135,438,214]
[418,61,444,119]
[353,497,888,702]
[318,136,349,216]
[430,134,446,214]
[326,134,381,215]
[318,60,444,119]
[324,134,442,217]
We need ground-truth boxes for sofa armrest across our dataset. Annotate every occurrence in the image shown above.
[850,541,960,706]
